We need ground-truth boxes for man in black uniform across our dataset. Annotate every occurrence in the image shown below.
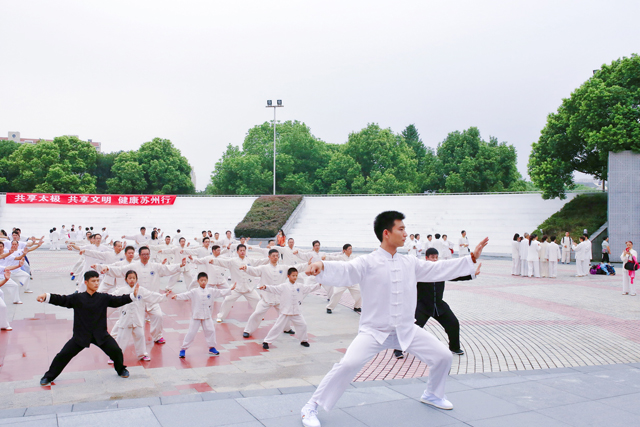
[394,247,479,359]
[36,270,139,385]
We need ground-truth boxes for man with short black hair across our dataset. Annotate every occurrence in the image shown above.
[299,211,488,426]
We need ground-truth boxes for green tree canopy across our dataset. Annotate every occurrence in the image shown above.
[528,54,640,199]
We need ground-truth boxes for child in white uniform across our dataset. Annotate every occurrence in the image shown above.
[173,272,235,357]
[259,267,320,349]
[112,270,169,362]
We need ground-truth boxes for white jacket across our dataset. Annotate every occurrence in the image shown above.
[191,255,230,285]
[84,249,128,286]
[262,280,321,315]
[211,256,269,292]
[273,246,304,265]
[547,242,561,261]
[519,239,529,259]
[572,241,589,260]
[175,286,233,319]
[527,241,541,261]
[123,233,151,246]
[245,262,308,305]
[113,285,167,328]
[511,241,520,259]
[104,260,183,293]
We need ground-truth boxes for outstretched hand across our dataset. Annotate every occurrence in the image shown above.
[306,261,323,276]
[239,265,247,271]
[473,237,489,260]
[133,283,140,297]
[36,293,46,302]
[475,262,482,276]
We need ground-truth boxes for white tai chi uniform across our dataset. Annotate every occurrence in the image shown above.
[324,253,362,311]
[0,251,31,294]
[83,249,128,293]
[298,249,332,299]
[123,233,151,248]
[547,242,561,278]
[190,255,230,289]
[0,286,10,329]
[561,236,573,264]
[572,241,590,276]
[511,240,521,275]
[273,245,304,266]
[0,266,22,304]
[440,239,453,260]
[539,241,549,277]
[527,240,541,278]
[112,285,168,358]
[102,260,182,341]
[405,238,419,257]
[458,236,470,257]
[621,249,638,294]
[242,262,307,335]
[175,286,232,349]
[519,238,529,276]
[49,230,60,251]
[308,248,476,411]
[162,245,197,290]
[261,280,321,344]
[74,243,111,292]
[211,256,269,320]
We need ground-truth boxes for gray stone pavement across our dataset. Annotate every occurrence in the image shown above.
[2,363,640,426]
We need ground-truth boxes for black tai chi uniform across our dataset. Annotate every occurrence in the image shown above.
[415,276,471,353]
[42,291,133,382]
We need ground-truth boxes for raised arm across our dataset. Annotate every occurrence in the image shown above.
[310,257,367,288]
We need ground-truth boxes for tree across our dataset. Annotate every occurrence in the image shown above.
[529,54,640,199]
[402,124,428,169]
[106,151,146,194]
[137,138,195,194]
[3,136,97,193]
[94,151,121,193]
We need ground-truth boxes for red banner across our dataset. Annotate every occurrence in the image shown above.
[6,193,176,206]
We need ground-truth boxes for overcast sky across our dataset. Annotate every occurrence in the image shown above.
[1,0,638,190]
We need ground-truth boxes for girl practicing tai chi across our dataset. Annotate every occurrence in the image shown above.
[299,211,488,427]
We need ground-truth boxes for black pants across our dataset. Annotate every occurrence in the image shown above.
[415,302,461,352]
[602,253,610,263]
[44,335,125,381]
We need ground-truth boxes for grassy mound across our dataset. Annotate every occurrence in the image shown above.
[234,195,303,238]
[533,193,607,238]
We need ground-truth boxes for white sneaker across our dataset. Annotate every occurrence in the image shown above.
[216,318,223,323]
[301,406,321,427]
[420,392,453,410]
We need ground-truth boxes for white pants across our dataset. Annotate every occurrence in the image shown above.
[549,261,558,278]
[512,257,520,275]
[115,325,147,358]
[623,273,636,294]
[0,289,10,329]
[576,259,589,276]
[181,318,217,349]
[217,289,260,320]
[540,260,549,277]
[310,329,451,411]
[2,279,21,303]
[561,249,571,263]
[11,269,31,292]
[527,260,540,278]
[520,259,527,276]
[582,260,591,276]
[244,299,290,334]
[71,257,84,275]
[264,313,308,344]
[327,285,362,310]
[146,303,164,341]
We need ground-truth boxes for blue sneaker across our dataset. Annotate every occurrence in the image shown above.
[208,347,219,356]
[179,349,186,358]
[71,275,75,281]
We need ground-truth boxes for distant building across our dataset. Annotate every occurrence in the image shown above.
[1,131,101,151]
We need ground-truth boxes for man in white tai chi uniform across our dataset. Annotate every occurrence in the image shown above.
[299,211,488,427]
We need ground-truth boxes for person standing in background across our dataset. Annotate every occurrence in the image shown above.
[511,234,521,275]
[561,232,573,264]
[458,231,470,258]
[602,237,611,264]
[519,233,529,276]
[539,235,549,278]
[621,241,637,296]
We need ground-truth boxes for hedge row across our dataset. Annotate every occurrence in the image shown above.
[533,193,607,239]
[234,195,303,238]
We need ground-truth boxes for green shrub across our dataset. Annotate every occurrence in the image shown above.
[234,195,303,238]
[533,193,607,239]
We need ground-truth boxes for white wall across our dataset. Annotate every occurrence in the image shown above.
[0,195,257,245]
[286,193,578,255]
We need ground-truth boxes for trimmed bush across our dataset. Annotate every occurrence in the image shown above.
[234,195,303,238]
[533,193,607,239]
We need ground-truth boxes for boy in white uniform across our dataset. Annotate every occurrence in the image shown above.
[190,245,230,290]
[299,211,486,427]
[298,240,332,300]
[112,270,169,361]
[259,267,321,349]
[240,249,308,338]
[173,272,236,357]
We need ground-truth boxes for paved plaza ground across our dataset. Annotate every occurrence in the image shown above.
[1,250,639,426]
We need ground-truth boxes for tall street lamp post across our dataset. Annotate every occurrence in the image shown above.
[266,99,283,195]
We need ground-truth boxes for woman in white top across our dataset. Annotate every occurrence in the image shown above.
[519,233,529,276]
[620,241,638,296]
[572,236,589,277]
[527,234,541,278]
[511,234,521,275]
[539,235,549,278]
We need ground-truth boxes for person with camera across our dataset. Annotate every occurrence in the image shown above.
[621,241,638,296]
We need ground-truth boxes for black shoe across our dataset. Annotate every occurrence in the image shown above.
[262,342,269,349]
[119,369,130,378]
[283,329,295,334]
[353,307,361,313]
[300,341,310,347]
[393,350,404,359]
[243,332,250,338]
[40,377,51,386]
[326,309,332,314]
[451,349,465,356]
